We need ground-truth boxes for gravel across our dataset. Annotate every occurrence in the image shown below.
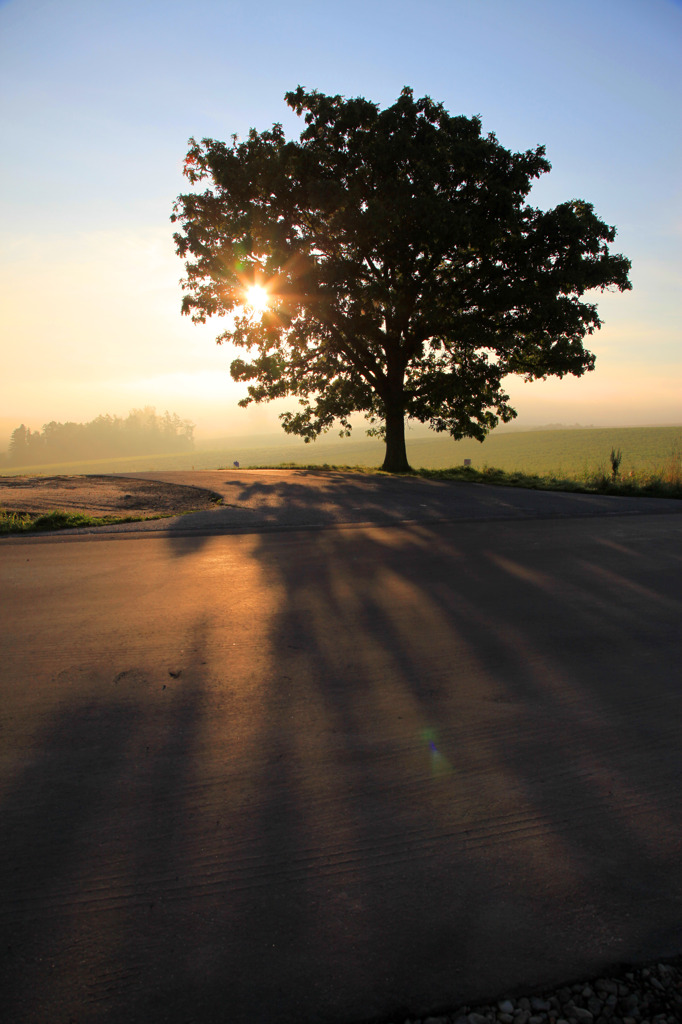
[379,958,682,1024]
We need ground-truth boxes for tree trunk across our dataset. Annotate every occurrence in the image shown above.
[381,404,411,473]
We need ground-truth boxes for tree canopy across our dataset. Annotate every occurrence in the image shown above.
[172,87,631,472]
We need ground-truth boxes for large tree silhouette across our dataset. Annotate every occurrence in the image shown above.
[173,87,631,472]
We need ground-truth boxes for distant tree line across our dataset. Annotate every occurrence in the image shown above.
[4,407,195,466]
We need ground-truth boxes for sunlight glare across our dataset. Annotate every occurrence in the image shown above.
[245,283,269,314]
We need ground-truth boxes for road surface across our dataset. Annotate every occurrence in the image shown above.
[1,473,681,1023]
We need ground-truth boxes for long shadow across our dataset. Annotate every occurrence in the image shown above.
[162,468,681,553]
[0,696,138,1017]
[157,512,682,1021]
[2,508,680,1023]
[0,657,207,1023]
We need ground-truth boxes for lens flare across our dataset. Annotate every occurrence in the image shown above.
[420,726,453,777]
[245,284,269,313]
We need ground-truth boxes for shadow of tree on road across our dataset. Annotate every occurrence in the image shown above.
[165,468,671,539]
[1,510,681,1024]
[159,512,682,1021]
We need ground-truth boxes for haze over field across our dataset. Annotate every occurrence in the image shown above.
[1,0,680,451]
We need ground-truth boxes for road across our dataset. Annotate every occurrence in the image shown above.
[1,474,681,1024]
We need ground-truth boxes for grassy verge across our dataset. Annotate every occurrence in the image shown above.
[420,447,681,498]
[416,463,682,498]
[246,462,381,474]
[249,451,682,499]
[0,509,167,535]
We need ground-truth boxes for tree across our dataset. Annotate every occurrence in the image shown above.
[8,424,29,465]
[5,409,195,465]
[172,87,631,472]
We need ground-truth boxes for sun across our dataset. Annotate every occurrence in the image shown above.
[245,283,269,314]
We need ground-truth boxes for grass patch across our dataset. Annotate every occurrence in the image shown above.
[415,450,682,499]
[247,451,682,499]
[243,462,382,474]
[0,509,166,535]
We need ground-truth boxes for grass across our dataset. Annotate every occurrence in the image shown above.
[414,450,682,499]
[426,424,682,476]
[2,425,680,477]
[0,509,165,535]
[217,423,680,476]
[252,448,682,499]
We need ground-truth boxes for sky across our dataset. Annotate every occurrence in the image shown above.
[1,0,680,445]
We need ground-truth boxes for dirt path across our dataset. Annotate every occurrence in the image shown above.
[0,474,223,517]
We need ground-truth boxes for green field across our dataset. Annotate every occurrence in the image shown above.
[1,425,680,478]
[406,425,682,475]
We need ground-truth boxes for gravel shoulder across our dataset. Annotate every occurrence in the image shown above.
[391,957,682,1024]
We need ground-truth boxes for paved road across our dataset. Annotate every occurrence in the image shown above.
[40,468,682,535]
[1,474,681,1024]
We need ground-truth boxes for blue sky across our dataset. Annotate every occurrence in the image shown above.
[1,0,680,440]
